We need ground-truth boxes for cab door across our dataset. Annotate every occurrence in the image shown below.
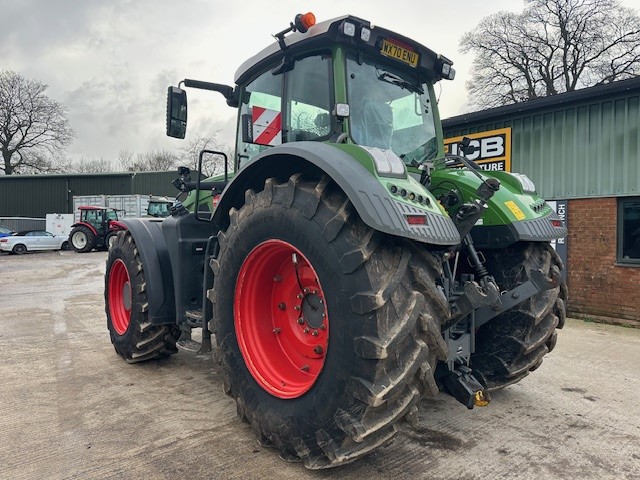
[235,52,333,168]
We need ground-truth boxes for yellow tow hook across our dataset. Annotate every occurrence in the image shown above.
[474,390,490,407]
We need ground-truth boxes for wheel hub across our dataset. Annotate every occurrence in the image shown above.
[234,239,329,399]
[73,232,86,248]
[108,258,131,335]
[301,292,324,329]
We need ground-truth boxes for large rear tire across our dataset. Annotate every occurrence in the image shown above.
[70,225,96,253]
[471,242,567,390]
[209,176,449,469]
[105,231,180,363]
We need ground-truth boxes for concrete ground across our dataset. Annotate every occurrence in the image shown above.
[1,250,639,480]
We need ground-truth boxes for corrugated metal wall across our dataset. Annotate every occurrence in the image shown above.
[0,171,179,217]
[443,80,640,200]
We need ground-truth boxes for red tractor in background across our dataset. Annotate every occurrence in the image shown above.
[69,206,126,253]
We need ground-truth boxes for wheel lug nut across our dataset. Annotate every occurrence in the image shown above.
[297,293,304,299]
[303,327,310,334]
[297,317,305,325]
[314,346,324,355]
[277,302,286,310]
[313,289,319,295]
[303,288,310,294]
[273,328,281,334]
[294,305,301,311]
[320,324,326,330]
[312,330,318,336]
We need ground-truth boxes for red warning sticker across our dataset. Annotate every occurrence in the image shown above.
[251,106,282,146]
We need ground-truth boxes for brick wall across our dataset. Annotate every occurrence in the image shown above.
[567,197,640,326]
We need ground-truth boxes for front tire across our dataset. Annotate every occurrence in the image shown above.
[471,242,568,390]
[70,226,95,253]
[106,231,118,250]
[209,176,449,469]
[105,231,180,363]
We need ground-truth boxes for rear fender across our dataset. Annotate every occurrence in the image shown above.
[118,218,176,325]
[212,142,460,246]
[71,221,98,236]
[109,220,127,231]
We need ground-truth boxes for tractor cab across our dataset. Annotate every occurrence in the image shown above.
[166,14,455,173]
[79,206,119,235]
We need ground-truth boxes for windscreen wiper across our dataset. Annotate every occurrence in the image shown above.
[377,71,423,93]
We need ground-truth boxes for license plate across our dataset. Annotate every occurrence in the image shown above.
[380,39,419,67]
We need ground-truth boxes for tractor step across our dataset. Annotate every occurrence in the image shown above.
[176,337,202,352]
[185,309,204,327]
[176,325,213,355]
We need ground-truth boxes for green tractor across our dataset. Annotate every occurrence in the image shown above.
[104,13,567,469]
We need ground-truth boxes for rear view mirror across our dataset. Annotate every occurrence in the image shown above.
[166,87,187,138]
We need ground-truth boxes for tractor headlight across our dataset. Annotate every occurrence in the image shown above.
[511,173,536,193]
[362,146,406,177]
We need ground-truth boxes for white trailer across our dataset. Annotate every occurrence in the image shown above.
[72,195,172,221]
[46,214,75,237]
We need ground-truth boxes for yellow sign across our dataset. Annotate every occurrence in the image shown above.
[505,200,526,220]
[444,127,512,172]
[380,39,419,68]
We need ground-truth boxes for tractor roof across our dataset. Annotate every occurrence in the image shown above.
[234,14,451,86]
[78,206,117,211]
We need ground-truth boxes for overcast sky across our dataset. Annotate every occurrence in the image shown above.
[2,0,640,164]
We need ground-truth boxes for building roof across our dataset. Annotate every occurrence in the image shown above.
[443,76,640,127]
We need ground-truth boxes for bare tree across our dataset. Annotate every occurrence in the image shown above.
[460,0,640,109]
[178,132,232,177]
[68,157,115,173]
[0,70,75,174]
[119,149,179,172]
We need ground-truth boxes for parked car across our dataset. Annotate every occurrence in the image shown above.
[0,226,14,238]
[0,230,69,255]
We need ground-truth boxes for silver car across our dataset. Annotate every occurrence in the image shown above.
[0,230,70,255]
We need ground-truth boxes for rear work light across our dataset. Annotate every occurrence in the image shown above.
[406,215,427,226]
[550,219,563,227]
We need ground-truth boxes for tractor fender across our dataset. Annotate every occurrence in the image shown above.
[118,218,176,325]
[212,142,460,246]
[70,221,98,236]
[109,219,127,231]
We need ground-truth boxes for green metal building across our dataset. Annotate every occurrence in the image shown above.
[0,171,179,218]
[443,76,640,325]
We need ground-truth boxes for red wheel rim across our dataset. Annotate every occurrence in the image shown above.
[234,239,329,399]
[108,259,131,335]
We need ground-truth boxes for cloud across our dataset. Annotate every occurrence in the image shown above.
[4,0,639,163]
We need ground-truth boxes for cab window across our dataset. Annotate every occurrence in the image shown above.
[236,69,283,166]
[346,52,437,163]
[285,53,332,142]
[236,53,332,166]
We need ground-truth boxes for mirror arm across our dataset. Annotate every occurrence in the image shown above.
[182,79,234,101]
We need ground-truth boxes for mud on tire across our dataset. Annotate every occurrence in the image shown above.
[471,242,568,390]
[209,175,449,469]
[105,231,180,363]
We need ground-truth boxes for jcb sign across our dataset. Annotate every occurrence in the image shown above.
[444,127,511,172]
